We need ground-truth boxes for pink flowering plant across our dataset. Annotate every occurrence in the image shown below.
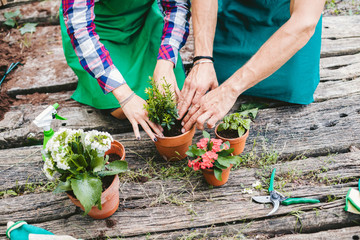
[186,131,241,181]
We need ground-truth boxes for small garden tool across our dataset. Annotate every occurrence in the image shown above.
[6,221,80,240]
[33,103,66,160]
[344,179,360,214]
[252,168,320,216]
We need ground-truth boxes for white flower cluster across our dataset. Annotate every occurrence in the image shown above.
[43,128,113,180]
[84,130,113,156]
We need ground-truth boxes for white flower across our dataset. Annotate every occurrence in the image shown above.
[43,157,55,180]
[243,188,253,194]
[65,129,84,145]
[84,130,113,156]
[252,181,262,189]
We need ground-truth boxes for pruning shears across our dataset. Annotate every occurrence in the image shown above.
[252,168,320,216]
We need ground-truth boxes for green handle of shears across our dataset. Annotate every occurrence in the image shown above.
[268,168,276,192]
[282,198,320,206]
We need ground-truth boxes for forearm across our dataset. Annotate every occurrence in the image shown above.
[228,15,320,96]
[62,0,125,94]
[192,0,217,56]
[158,0,191,65]
[228,0,325,96]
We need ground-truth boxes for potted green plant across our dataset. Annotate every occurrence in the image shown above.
[187,131,241,186]
[43,128,128,219]
[215,109,257,155]
[144,77,195,161]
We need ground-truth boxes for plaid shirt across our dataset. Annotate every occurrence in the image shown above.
[62,0,191,94]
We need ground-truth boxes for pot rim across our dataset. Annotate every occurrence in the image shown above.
[159,124,196,140]
[107,140,126,160]
[215,122,249,141]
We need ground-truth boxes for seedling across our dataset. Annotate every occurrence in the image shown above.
[144,77,178,131]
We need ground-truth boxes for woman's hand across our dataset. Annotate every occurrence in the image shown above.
[113,84,163,141]
[153,59,180,99]
[177,62,218,119]
[181,80,239,132]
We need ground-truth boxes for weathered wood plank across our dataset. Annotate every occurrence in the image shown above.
[315,77,360,102]
[321,37,360,58]
[0,193,76,225]
[0,0,59,25]
[320,53,360,82]
[272,226,360,240]
[322,15,360,39]
[1,200,354,239]
[119,203,358,240]
[247,94,360,159]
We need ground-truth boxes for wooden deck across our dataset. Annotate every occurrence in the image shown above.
[1,0,360,239]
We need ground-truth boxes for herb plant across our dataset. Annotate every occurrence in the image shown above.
[217,108,258,137]
[3,10,21,27]
[187,131,241,181]
[144,77,178,131]
[43,128,127,215]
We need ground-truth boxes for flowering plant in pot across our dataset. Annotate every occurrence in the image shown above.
[43,128,127,219]
[144,77,195,161]
[215,109,257,155]
[187,131,241,186]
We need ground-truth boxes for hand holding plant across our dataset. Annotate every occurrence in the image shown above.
[187,131,241,181]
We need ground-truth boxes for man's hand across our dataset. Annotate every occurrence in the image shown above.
[181,81,238,132]
[153,59,180,99]
[177,62,218,119]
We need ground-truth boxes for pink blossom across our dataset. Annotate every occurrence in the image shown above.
[188,159,201,171]
[197,138,209,149]
[210,138,223,152]
[202,151,218,162]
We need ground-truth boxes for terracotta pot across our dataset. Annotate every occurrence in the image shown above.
[105,140,126,161]
[67,140,125,219]
[201,165,233,186]
[67,174,120,219]
[215,123,249,155]
[155,125,196,161]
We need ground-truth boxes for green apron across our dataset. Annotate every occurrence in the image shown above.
[214,0,322,104]
[60,0,186,109]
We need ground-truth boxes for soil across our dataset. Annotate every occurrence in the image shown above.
[105,219,117,228]
[107,153,121,163]
[0,92,14,121]
[133,175,149,183]
[163,119,183,137]
[217,129,243,139]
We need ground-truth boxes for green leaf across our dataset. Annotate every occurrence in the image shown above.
[203,131,210,140]
[214,161,228,169]
[240,119,251,130]
[238,127,245,137]
[4,18,15,27]
[217,156,231,168]
[227,155,241,165]
[91,155,105,172]
[54,179,72,193]
[223,122,230,130]
[72,154,88,168]
[19,23,37,35]
[214,167,223,181]
[97,160,128,177]
[217,123,225,132]
[217,148,234,157]
[230,122,238,131]
[186,144,206,157]
[223,115,231,123]
[71,173,102,215]
[4,9,21,20]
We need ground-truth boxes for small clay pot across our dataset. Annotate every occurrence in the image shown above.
[155,125,196,161]
[215,123,249,155]
[67,174,120,219]
[201,165,233,186]
[67,140,125,219]
[105,140,126,161]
